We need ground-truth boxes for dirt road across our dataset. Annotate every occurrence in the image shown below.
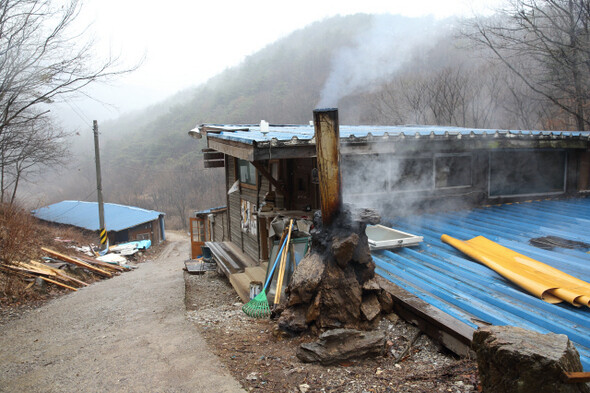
[0,233,244,393]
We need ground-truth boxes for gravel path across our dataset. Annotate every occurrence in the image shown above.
[0,233,244,393]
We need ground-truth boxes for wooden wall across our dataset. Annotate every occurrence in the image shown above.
[226,156,271,263]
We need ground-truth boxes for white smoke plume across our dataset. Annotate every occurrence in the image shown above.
[317,14,446,108]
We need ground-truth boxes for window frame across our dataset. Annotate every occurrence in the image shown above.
[487,149,567,198]
[434,153,473,190]
[235,158,257,190]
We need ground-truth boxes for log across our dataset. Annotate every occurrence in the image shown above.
[41,248,112,278]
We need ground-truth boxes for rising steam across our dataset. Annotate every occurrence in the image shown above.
[317,14,445,108]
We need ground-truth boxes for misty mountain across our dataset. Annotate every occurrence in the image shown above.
[29,12,548,228]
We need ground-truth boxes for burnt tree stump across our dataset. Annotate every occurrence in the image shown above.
[278,206,386,333]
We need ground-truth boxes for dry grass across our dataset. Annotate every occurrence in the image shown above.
[0,203,97,305]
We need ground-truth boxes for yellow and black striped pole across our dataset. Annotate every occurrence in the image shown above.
[100,228,108,247]
[94,121,107,252]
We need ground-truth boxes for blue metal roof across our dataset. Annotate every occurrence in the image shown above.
[195,206,226,215]
[375,197,590,370]
[32,201,165,232]
[201,124,590,145]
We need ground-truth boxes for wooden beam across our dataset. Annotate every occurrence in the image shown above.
[41,248,112,278]
[251,161,285,195]
[376,275,475,357]
[204,152,224,160]
[314,108,342,227]
[204,160,225,168]
[208,138,254,161]
[563,372,590,383]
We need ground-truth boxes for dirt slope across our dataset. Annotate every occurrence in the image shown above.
[0,232,244,393]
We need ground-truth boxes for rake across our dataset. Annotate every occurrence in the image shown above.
[242,221,292,318]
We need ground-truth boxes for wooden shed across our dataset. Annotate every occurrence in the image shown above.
[191,122,590,297]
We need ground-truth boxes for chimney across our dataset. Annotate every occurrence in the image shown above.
[313,108,342,227]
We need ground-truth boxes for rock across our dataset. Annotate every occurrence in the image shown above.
[377,290,394,313]
[472,326,590,393]
[287,253,325,304]
[299,383,310,393]
[352,208,381,225]
[305,292,321,323]
[360,293,381,321]
[297,328,386,365]
[315,265,362,329]
[384,312,399,324]
[331,233,358,267]
[278,304,308,333]
[362,278,380,291]
[246,372,257,381]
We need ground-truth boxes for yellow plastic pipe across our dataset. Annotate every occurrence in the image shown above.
[441,234,590,308]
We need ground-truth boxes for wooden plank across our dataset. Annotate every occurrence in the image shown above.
[28,260,89,287]
[208,138,254,161]
[76,255,127,272]
[38,276,78,291]
[204,160,225,168]
[41,248,112,278]
[204,152,224,160]
[376,275,475,357]
[0,265,78,291]
[313,109,342,227]
[251,161,285,195]
[564,372,590,383]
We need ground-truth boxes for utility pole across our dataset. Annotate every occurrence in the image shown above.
[93,120,107,250]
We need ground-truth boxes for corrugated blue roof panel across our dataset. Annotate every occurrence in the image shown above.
[375,198,590,370]
[32,201,165,232]
[203,124,590,145]
[195,206,226,215]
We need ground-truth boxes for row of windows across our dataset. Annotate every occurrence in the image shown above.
[342,154,473,194]
[342,150,567,197]
[238,151,567,199]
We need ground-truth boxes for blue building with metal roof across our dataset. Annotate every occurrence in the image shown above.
[32,201,166,244]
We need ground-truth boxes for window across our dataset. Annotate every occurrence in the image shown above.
[237,159,256,186]
[489,150,566,197]
[435,154,472,188]
[390,157,434,191]
[342,155,388,194]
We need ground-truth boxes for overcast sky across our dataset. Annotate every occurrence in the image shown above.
[62,0,502,129]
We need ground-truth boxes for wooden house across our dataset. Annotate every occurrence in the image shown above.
[190,122,590,297]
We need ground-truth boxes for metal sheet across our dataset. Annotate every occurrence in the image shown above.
[32,201,165,232]
[202,123,590,146]
[375,198,590,370]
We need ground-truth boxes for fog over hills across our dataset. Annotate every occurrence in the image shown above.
[22,12,552,228]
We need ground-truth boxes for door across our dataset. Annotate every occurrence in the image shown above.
[190,217,208,259]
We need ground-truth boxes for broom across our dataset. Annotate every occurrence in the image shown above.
[242,221,292,318]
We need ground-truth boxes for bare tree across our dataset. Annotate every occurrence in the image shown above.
[0,0,135,202]
[466,0,590,130]
[0,118,66,203]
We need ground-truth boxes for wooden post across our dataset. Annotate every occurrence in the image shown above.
[313,108,342,227]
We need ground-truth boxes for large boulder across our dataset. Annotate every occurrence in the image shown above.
[472,325,590,393]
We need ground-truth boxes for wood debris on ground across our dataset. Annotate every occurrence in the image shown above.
[0,247,135,292]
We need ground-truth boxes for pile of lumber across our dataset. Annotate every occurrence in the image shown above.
[0,247,130,292]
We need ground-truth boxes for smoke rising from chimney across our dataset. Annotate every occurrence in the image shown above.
[317,14,444,108]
